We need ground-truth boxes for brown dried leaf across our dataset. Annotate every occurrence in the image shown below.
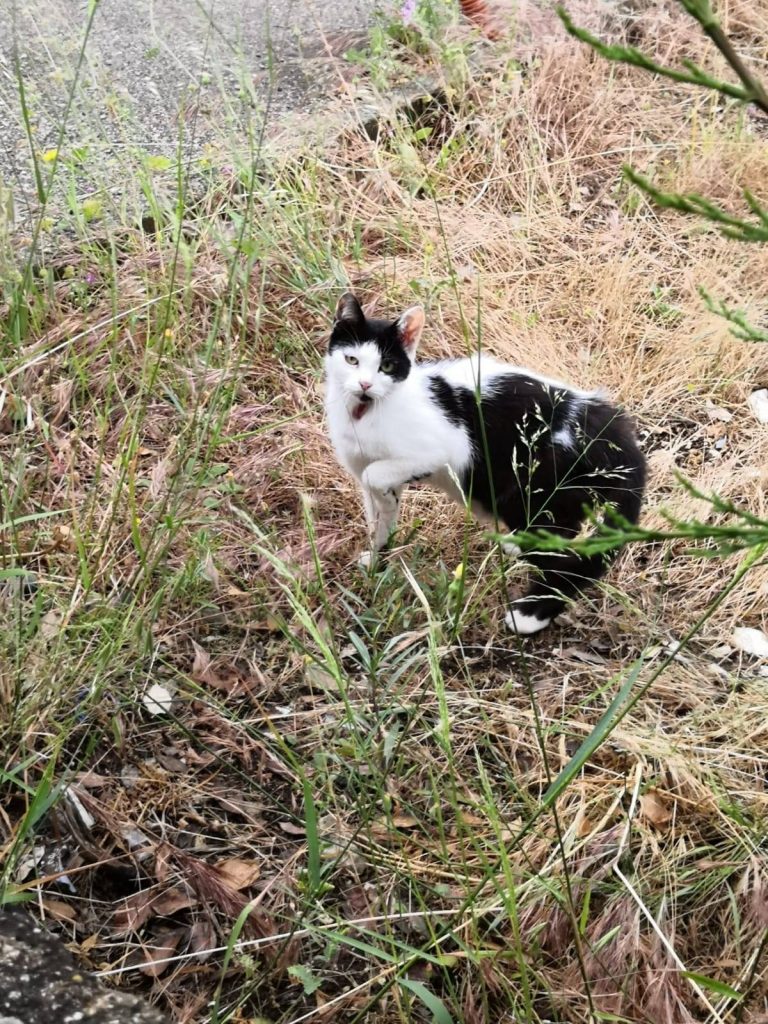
[392,813,419,829]
[191,643,247,695]
[457,811,486,827]
[42,898,78,923]
[695,859,741,871]
[152,886,196,917]
[279,821,306,836]
[183,747,216,767]
[112,883,194,934]
[208,669,250,696]
[155,749,186,772]
[639,789,673,829]
[149,456,173,500]
[200,551,221,590]
[154,842,173,883]
[212,858,261,891]
[191,642,216,684]
[112,889,158,934]
[40,608,64,641]
[52,524,76,552]
[188,918,217,961]
[139,928,185,977]
[75,771,111,789]
[304,662,338,691]
[560,646,608,666]
[344,883,375,918]
[173,851,248,920]
[210,790,266,823]
[575,814,597,839]
[51,378,74,426]
[370,813,419,839]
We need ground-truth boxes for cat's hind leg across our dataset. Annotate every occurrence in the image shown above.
[506,548,610,635]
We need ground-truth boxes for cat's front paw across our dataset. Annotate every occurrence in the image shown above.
[357,549,376,571]
[361,468,399,507]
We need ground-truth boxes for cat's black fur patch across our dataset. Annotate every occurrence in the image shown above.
[427,375,473,428]
[427,370,646,619]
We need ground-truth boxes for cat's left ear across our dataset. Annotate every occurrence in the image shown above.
[334,292,365,329]
[396,306,425,356]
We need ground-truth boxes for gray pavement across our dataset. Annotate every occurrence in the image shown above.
[0,0,383,225]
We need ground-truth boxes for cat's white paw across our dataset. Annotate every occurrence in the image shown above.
[361,466,398,501]
[502,540,522,558]
[505,606,551,636]
[357,550,376,570]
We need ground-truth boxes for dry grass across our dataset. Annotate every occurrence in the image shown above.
[1,2,768,1022]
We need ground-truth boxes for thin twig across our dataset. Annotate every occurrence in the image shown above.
[689,2,768,115]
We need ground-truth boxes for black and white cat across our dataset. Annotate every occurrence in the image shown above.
[324,293,646,635]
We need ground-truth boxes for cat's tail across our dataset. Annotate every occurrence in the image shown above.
[507,425,646,636]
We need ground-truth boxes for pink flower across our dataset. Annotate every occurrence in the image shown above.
[401,0,417,24]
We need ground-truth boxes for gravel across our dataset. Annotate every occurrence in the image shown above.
[0,0,381,224]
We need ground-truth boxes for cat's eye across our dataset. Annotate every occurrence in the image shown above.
[345,354,359,366]
[380,359,394,373]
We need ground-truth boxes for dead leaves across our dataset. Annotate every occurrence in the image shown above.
[109,846,267,978]
[41,897,78,923]
[165,848,264,933]
[112,885,196,935]
[188,918,217,962]
[112,846,261,935]
[210,857,261,891]
[639,789,674,830]
[137,928,186,977]
[190,641,252,696]
[370,811,421,842]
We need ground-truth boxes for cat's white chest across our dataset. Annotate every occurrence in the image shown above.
[324,365,473,483]
[327,404,390,474]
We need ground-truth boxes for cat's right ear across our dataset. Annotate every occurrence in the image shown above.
[333,292,365,331]
[396,305,425,356]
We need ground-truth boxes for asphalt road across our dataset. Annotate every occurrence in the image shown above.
[0,0,381,222]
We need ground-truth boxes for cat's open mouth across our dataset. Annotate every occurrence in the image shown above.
[352,394,373,420]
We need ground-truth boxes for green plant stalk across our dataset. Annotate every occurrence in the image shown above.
[556,5,752,105]
[678,0,768,114]
[624,167,768,243]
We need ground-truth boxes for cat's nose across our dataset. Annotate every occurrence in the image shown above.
[359,381,372,391]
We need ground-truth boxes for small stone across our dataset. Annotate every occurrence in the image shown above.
[732,626,768,658]
[704,402,733,423]
[142,683,173,715]
[747,388,768,424]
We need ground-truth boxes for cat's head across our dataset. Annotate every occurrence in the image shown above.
[325,293,425,409]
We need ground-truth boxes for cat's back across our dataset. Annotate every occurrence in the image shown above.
[418,352,591,395]
[418,352,509,391]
